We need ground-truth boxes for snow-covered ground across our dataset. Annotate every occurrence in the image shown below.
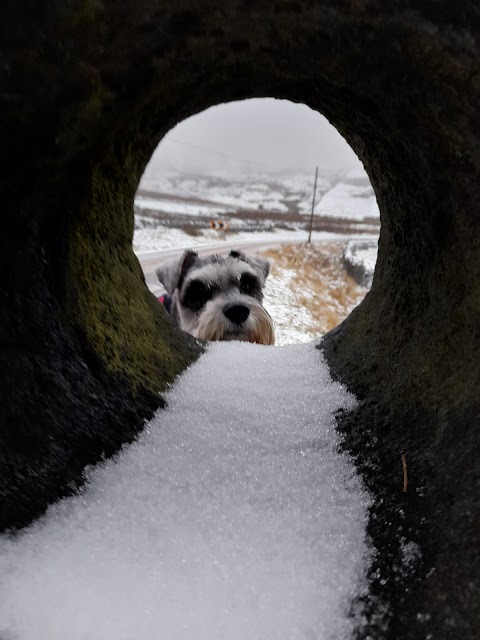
[261,241,374,344]
[315,183,379,220]
[136,170,379,220]
[137,171,329,214]
[0,342,371,640]
[262,266,319,345]
[134,226,282,254]
[133,226,351,255]
[135,195,231,217]
[1,168,376,636]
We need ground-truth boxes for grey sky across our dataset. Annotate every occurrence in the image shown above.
[143,98,363,176]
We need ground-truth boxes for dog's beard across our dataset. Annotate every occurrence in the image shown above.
[192,299,275,346]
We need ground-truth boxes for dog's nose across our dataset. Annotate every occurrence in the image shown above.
[223,303,250,324]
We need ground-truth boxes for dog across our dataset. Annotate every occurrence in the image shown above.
[155,249,275,345]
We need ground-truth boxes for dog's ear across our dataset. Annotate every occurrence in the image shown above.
[155,250,198,294]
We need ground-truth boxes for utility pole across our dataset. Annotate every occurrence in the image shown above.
[307,166,318,244]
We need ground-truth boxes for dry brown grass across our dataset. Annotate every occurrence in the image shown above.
[262,241,369,336]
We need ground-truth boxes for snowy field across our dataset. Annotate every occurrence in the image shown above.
[0,342,371,640]
[261,240,376,345]
[136,171,330,215]
[315,183,379,220]
[135,195,231,217]
[133,226,352,255]
[263,265,317,345]
[135,169,379,220]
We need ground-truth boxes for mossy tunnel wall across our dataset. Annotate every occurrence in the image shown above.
[1,2,479,638]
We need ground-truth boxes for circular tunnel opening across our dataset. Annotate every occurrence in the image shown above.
[134,98,380,346]
[4,4,480,634]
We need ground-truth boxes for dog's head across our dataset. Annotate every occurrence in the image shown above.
[156,250,275,345]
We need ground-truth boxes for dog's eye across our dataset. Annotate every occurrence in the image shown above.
[183,280,213,312]
[239,273,259,296]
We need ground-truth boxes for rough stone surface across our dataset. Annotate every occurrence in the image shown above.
[1,1,480,638]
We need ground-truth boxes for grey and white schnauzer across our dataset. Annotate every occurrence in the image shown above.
[156,249,275,345]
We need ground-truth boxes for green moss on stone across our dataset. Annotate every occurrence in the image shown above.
[67,149,200,394]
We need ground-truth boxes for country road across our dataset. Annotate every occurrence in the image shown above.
[136,235,309,285]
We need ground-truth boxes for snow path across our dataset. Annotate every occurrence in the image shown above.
[0,342,370,640]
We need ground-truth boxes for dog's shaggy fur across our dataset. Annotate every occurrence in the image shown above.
[156,250,275,345]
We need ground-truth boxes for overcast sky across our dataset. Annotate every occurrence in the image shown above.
[143,98,363,177]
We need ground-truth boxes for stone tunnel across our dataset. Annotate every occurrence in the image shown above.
[1,2,479,638]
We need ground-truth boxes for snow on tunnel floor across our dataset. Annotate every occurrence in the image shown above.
[0,342,371,640]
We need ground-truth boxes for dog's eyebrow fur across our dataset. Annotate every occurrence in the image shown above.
[184,260,256,289]
[184,263,223,287]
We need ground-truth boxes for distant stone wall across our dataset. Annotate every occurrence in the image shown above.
[1,2,480,638]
